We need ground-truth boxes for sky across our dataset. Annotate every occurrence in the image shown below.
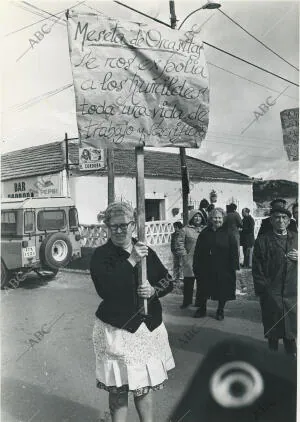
[1,0,299,182]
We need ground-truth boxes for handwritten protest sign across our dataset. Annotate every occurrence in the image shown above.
[67,11,209,150]
[280,108,299,161]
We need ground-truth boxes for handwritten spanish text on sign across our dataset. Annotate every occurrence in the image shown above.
[67,12,209,149]
[280,108,299,161]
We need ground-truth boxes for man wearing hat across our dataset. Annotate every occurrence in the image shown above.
[252,206,297,356]
[258,198,297,236]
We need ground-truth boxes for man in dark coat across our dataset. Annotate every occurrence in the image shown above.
[240,208,255,268]
[258,198,297,236]
[224,203,242,266]
[198,198,209,225]
[291,202,298,232]
[252,207,297,356]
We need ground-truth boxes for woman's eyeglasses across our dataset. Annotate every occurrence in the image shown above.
[108,221,135,232]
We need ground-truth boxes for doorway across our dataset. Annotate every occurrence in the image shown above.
[145,199,165,221]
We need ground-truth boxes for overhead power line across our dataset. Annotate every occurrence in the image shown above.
[206,135,281,148]
[5,9,66,36]
[207,62,298,100]
[261,5,295,37]
[6,0,299,89]
[203,42,299,87]
[5,0,85,36]
[5,1,299,115]
[205,138,282,151]
[22,1,66,25]
[17,1,66,26]
[13,1,65,26]
[218,9,299,72]
[7,84,73,112]
[113,1,299,87]
[13,1,56,21]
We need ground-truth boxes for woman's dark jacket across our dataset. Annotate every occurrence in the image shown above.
[240,215,255,248]
[90,239,173,333]
[252,230,297,339]
[224,211,242,236]
[193,226,239,301]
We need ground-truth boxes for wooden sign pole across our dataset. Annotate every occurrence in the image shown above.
[170,0,190,226]
[135,145,148,315]
[107,149,115,204]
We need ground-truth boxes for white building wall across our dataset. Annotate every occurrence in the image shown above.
[189,180,254,214]
[69,175,108,224]
[70,174,254,225]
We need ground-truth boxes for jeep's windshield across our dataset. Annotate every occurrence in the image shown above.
[37,210,66,231]
[1,211,17,235]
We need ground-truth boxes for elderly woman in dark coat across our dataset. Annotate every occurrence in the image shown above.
[193,208,239,320]
[252,207,297,356]
[90,202,175,422]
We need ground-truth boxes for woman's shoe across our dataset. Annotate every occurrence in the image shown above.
[216,309,224,320]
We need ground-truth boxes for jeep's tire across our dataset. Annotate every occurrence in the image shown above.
[40,233,72,270]
[1,260,12,289]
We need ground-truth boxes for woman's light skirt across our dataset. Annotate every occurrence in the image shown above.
[92,318,175,397]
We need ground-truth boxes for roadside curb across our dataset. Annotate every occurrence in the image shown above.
[60,268,90,274]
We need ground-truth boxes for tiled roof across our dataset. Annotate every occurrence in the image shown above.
[1,142,65,181]
[69,144,252,182]
[1,141,252,183]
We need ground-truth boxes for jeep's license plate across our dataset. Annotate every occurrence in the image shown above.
[23,246,36,258]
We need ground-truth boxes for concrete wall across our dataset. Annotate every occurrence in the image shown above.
[70,174,254,225]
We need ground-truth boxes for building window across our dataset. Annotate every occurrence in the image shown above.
[145,199,165,221]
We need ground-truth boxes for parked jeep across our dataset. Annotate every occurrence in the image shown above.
[1,197,82,288]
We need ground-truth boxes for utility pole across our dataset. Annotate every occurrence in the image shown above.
[64,133,70,197]
[169,0,189,225]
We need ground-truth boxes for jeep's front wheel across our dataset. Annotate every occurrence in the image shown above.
[1,260,12,289]
[40,233,72,270]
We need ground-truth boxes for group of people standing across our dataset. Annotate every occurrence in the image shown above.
[170,197,298,358]
[171,199,256,319]
[88,198,297,422]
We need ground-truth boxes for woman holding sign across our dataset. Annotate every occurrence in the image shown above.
[90,202,175,422]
